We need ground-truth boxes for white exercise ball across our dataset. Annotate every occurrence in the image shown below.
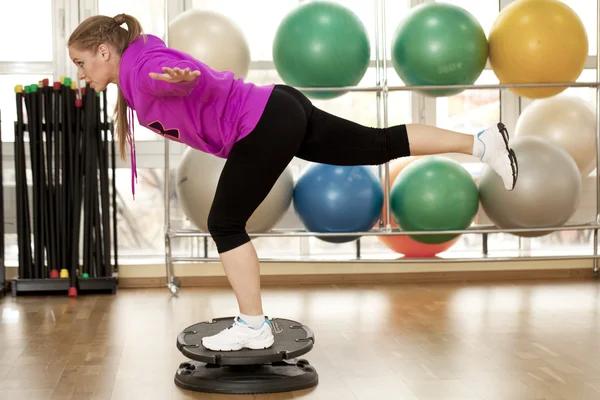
[175,148,294,233]
[479,136,582,237]
[168,9,251,79]
[515,95,597,176]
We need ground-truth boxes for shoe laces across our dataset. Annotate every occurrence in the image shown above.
[231,316,250,329]
[215,316,254,338]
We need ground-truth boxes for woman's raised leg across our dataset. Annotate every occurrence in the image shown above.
[293,91,518,190]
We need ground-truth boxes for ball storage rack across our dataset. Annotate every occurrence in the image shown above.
[161,0,600,296]
[8,78,118,297]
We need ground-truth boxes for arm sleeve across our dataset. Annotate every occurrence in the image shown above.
[136,56,201,97]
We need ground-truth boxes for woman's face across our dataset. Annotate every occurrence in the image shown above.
[69,43,118,92]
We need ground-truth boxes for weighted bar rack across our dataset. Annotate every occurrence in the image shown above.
[162,0,600,295]
[9,79,118,296]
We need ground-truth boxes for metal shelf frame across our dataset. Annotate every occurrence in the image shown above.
[162,0,600,294]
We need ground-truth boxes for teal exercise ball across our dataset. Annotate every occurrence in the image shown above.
[272,1,370,99]
[390,156,479,244]
[391,3,488,97]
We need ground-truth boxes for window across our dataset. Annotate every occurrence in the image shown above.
[113,168,168,259]
[0,1,54,62]
[436,70,500,134]
[0,0,56,142]
[90,0,599,261]
[563,0,597,56]
[0,2,69,263]
[99,0,167,38]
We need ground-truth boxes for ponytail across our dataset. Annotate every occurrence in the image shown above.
[68,13,145,160]
[112,14,145,160]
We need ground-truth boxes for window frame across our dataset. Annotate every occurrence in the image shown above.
[0,0,597,260]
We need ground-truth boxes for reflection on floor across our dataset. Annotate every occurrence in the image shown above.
[0,280,599,399]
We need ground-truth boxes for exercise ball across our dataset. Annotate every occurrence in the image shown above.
[176,148,293,233]
[272,1,370,99]
[479,136,582,237]
[390,2,488,97]
[515,96,597,176]
[377,157,460,256]
[390,156,479,244]
[381,233,459,258]
[293,164,383,243]
[169,9,251,78]
[488,0,588,99]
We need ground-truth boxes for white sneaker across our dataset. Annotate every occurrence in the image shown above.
[475,122,518,190]
[201,316,275,351]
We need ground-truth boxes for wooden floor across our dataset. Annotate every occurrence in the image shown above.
[1,279,599,399]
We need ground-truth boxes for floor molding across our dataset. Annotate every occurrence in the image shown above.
[117,268,596,289]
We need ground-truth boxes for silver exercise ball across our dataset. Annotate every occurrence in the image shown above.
[515,95,597,176]
[479,136,582,237]
[168,9,251,79]
[175,148,294,233]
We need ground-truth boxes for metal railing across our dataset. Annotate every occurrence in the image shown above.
[162,0,600,294]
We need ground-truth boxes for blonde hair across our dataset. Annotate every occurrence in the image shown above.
[68,13,145,160]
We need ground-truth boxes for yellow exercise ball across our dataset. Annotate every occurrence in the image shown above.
[488,0,588,99]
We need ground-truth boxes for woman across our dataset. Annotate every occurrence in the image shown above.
[68,14,517,351]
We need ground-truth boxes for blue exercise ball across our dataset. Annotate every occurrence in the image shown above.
[293,164,383,243]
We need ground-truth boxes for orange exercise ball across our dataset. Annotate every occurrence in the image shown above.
[488,0,588,99]
[377,157,459,257]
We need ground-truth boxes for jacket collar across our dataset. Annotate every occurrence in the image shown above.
[118,34,165,108]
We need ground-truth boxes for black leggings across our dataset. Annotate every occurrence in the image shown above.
[207,85,411,253]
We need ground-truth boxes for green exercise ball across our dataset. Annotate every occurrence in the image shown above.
[391,3,488,97]
[390,156,479,244]
[272,1,370,99]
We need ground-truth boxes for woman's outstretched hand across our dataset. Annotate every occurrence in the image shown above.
[149,67,200,83]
